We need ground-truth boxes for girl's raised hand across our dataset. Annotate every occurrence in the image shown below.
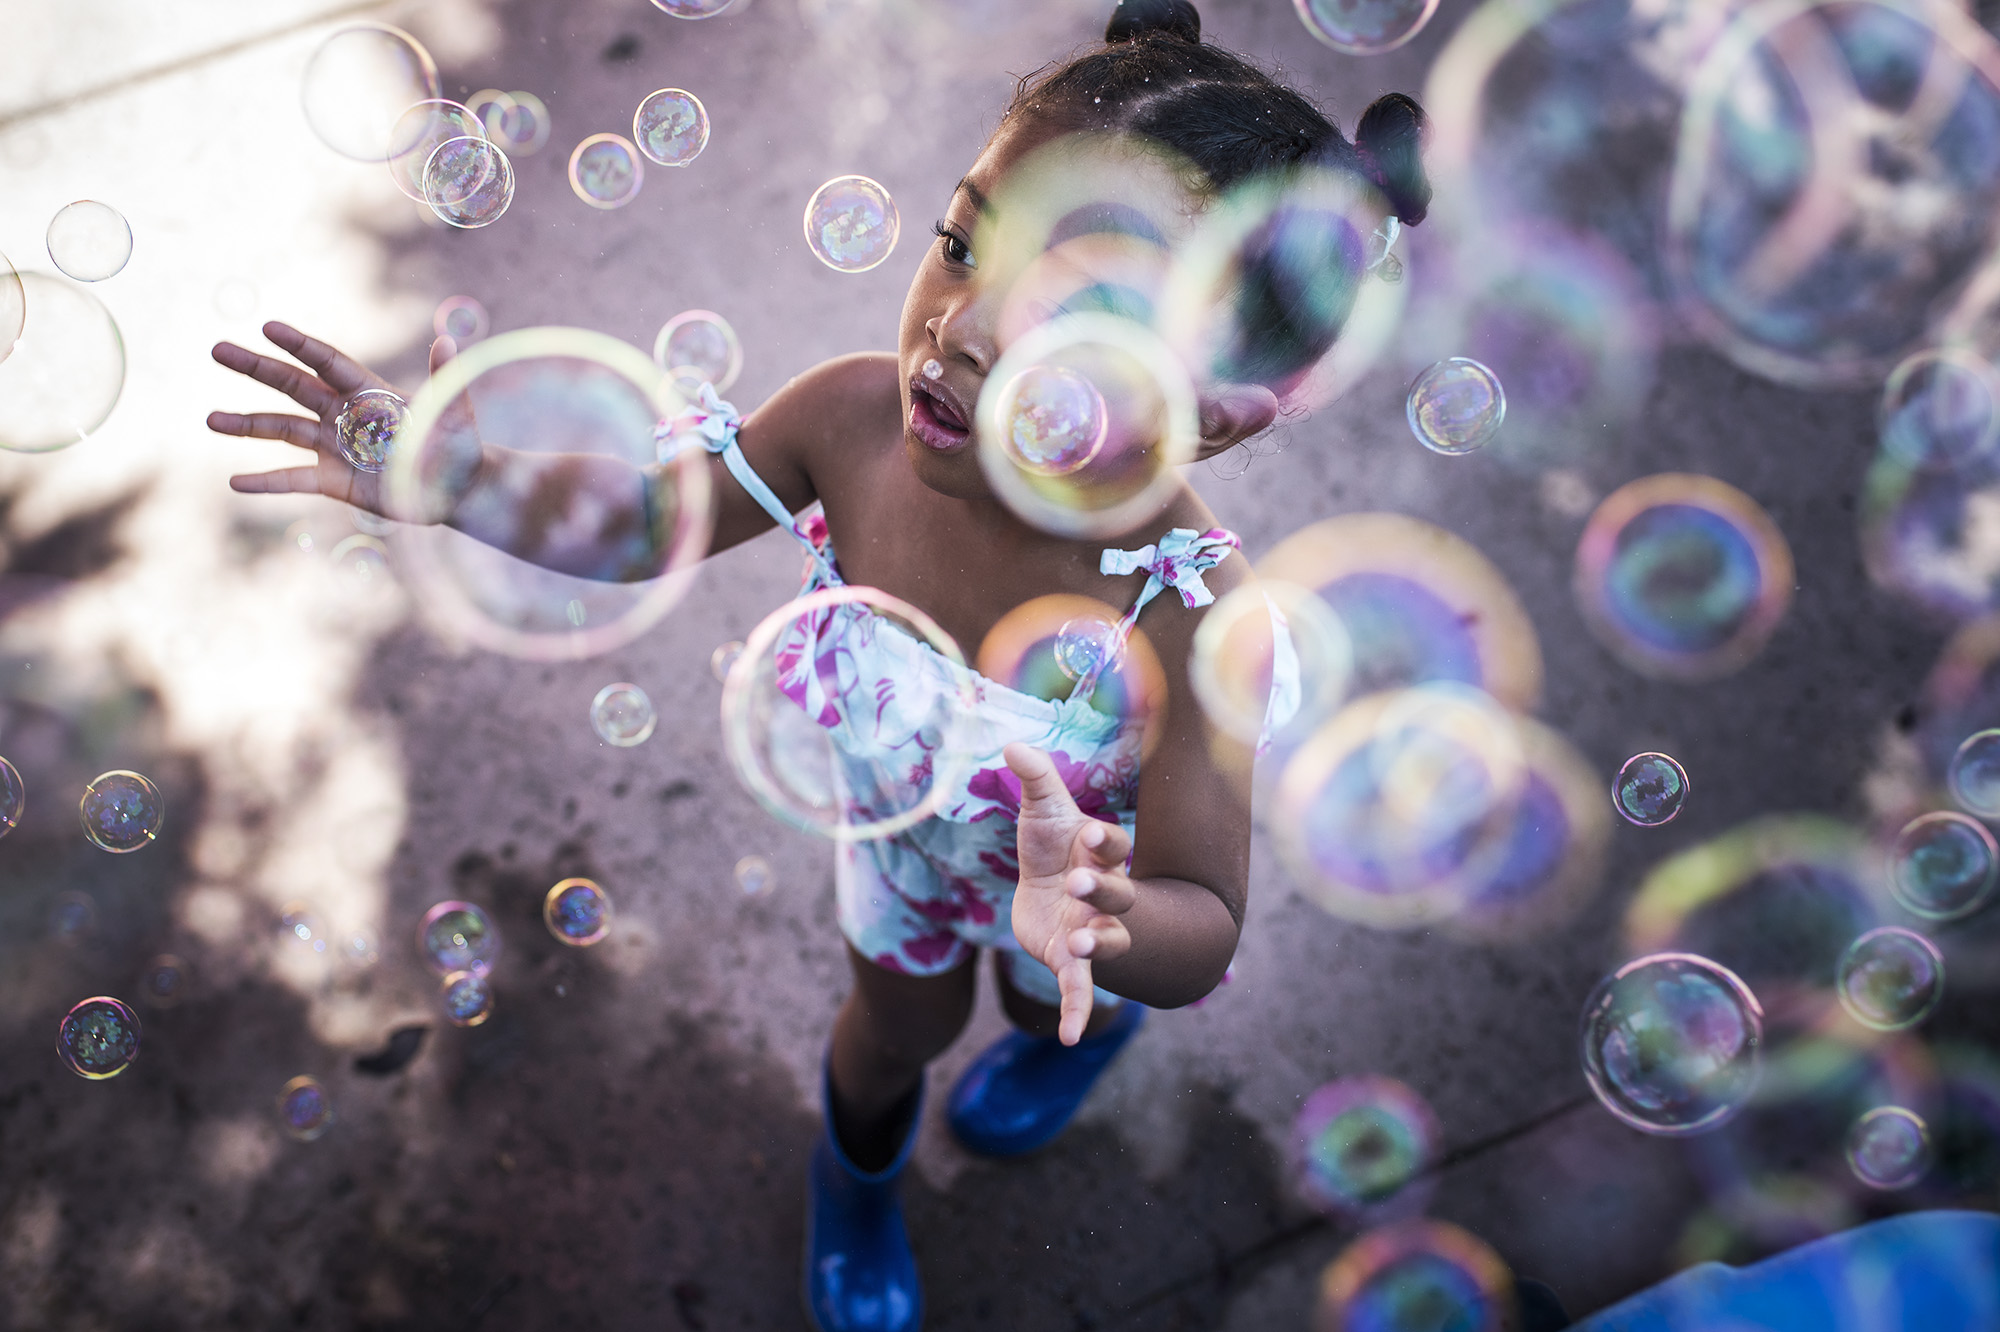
[1004,742,1138,1045]
[207,322,460,521]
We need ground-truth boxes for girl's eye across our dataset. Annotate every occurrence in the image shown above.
[931,220,976,269]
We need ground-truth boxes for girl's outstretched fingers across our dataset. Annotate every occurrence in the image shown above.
[1055,957,1097,1046]
[211,340,338,415]
[262,321,370,395]
[229,467,321,495]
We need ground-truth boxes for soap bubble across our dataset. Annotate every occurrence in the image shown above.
[49,891,95,944]
[0,252,22,366]
[45,201,131,282]
[710,640,744,682]
[1275,684,1530,928]
[141,954,188,1007]
[386,100,485,202]
[1574,474,1793,683]
[1580,952,1763,1135]
[281,903,330,955]
[652,310,742,393]
[425,137,514,229]
[652,0,735,14]
[544,877,612,946]
[388,327,712,660]
[433,296,489,344]
[1837,927,1943,1032]
[804,175,899,272]
[80,770,162,853]
[1313,1221,1516,1332]
[1191,582,1353,750]
[590,682,656,746]
[722,586,977,840]
[0,271,126,452]
[976,314,1199,539]
[634,88,710,166]
[1292,1076,1440,1217]
[334,388,406,473]
[277,1076,334,1141]
[300,23,440,162]
[1880,349,2000,472]
[329,535,391,597]
[975,594,1167,748]
[1614,752,1689,828]
[1054,615,1118,681]
[1889,812,1997,922]
[419,900,499,976]
[1293,0,1439,54]
[1846,1106,1932,1190]
[471,90,551,156]
[569,134,644,209]
[58,997,140,1079]
[1949,729,2000,817]
[735,854,773,897]
[0,754,24,837]
[1407,358,1506,456]
[441,970,494,1026]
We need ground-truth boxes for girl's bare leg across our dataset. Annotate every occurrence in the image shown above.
[828,942,977,1170]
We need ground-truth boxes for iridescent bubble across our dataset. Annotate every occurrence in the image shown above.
[1846,1105,1933,1190]
[141,954,188,1007]
[976,314,1199,539]
[471,90,552,157]
[1053,615,1117,682]
[424,137,514,229]
[300,23,440,162]
[433,296,489,344]
[1314,1221,1516,1332]
[544,877,612,946]
[568,134,644,209]
[653,0,735,14]
[1574,474,1794,683]
[735,854,773,897]
[277,1076,334,1141]
[591,682,656,746]
[281,903,330,955]
[1291,1076,1440,1217]
[1890,812,1997,922]
[634,88,710,167]
[58,996,140,1079]
[1837,927,1944,1032]
[804,175,899,273]
[1580,952,1763,1135]
[390,328,712,660]
[0,272,126,453]
[1880,349,2000,472]
[976,594,1167,743]
[46,201,131,282]
[652,310,742,393]
[0,251,23,367]
[1949,729,2000,818]
[419,900,499,976]
[1293,0,1440,54]
[710,640,744,683]
[79,770,162,853]
[0,754,24,837]
[441,970,494,1026]
[335,388,406,474]
[1614,752,1689,828]
[1406,358,1505,456]
[386,100,485,202]
[722,587,976,840]
[1191,581,1353,750]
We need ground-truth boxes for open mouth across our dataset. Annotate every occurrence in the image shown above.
[909,377,973,453]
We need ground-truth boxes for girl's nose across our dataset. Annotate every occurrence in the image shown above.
[927,302,995,376]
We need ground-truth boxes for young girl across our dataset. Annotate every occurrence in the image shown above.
[206,3,1430,1326]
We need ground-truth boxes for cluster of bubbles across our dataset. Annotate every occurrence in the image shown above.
[591,682,657,746]
[544,878,613,946]
[421,900,499,1026]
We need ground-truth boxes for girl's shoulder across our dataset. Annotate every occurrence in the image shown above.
[760,351,902,454]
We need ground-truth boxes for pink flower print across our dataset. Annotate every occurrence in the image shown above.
[899,930,964,970]
[947,875,997,926]
[965,750,1119,825]
[978,849,1021,885]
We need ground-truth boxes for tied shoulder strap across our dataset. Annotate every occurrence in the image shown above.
[1069,527,1242,702]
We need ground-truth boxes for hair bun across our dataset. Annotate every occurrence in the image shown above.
[1105,0,1202,44]
[1355,92,1432,226]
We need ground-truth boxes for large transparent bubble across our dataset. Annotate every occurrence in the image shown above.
[1581,952,1764,1136]
[0,272,125,453]
[976,313,1199,539]
[1575,473,1794,682]
[721,586,976,841]
[1667,0,2000,386]
[389,327,712,660]
[300,23,440,162]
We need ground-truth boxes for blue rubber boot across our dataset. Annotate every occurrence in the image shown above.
[803,1057,923,1332]
[946,1001,1146,1157]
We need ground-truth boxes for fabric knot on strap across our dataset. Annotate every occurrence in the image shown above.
[654,381,742,460]
[1099,527,1241,610]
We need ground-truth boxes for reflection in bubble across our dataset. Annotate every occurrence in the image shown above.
[425,137,514,229]
[544,878,612,946]
[1575,474,1793,683]
[1581,953,1763,1136]
[652,310,742,393]
[569,134,645,209]
[590,682,656,746]
[1614,752,1689,828]
[46,201,131,282]
[277,1076,334,1141]
[441,970,494,1026]
[1846,1105,1932,1190]
[80,770,162,852]
[999,364,1108,476]
[58,997,140,1079]
[1837,927,1944,1032]
[804,176,899,272]
[419,900,499,976]
[335,388,406,474]
[0,272,126,453]
[300,24,439,162]
[634,88,710,167]
[1292,1076,1439,1217]
[1314,1220,1516,1332]
[1406,357,1505,455]
[1889,812,1997,922]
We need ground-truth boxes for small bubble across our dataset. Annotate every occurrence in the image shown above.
[277,1076,334,1141]
[1948,729,2000,817]
[141,954,189,1007]
[441,970,494,1026]
[735,854,773,897]
[1889,811,1997,921]
[922,358,943,381]
[1407,358,1506,455]
[334,388,406,474]
[0,754,24,836]
[1054,615,1118,682]
[49,890,95,944]
[1613,752,1689,827]
[1837,927,1943,1031]
[58,996,140,1079]
[433,295,489,344]
[999,365,1109,477]
[1845,1106,1932,1190]
[710,640,744,683]
[590,682,657,746]
[633,87,711,167]
[419,900,499,976]
[79,770,163,853]
[803,175,899,273]
[544,877,612,946]
[46,200,132,282]
[568,133,644,209]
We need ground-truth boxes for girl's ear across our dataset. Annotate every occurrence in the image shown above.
[1194,383,1279,461]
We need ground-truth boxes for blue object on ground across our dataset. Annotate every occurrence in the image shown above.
[1571,1210,2000,1332]
[804,1058,923,1332]
[947,1000,1147,1157]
